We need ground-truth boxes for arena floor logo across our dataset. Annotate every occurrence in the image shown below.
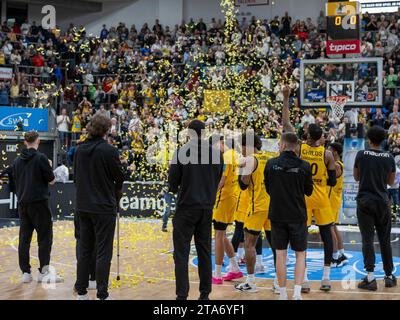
[191,248,400,280]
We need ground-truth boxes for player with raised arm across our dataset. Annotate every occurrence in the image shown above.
[281,85,337,293]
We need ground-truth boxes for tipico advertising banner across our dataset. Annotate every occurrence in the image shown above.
[340,138,365,225]
[0,107,48,131]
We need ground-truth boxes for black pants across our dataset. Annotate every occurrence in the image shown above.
[173,208,212,300]
[74,212,96,282]
[18,200,53,274]
[357,197,394,276]
[75,212,116,300]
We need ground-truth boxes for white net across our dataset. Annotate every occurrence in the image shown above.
[327,96,349,120]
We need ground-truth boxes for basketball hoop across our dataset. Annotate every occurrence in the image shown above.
[327,96,349,120]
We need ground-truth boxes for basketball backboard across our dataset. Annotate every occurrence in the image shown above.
[299,57,383,108]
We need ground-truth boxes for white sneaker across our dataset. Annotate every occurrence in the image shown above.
[279,293,288,300]
[37,269,64,283]
[22,273,32,283]
[255,264,265,274]
[96,295,113,300]
[88,280,97,290]
[292,295,302,300]
[77,294,90,301]
[234,282,258,293]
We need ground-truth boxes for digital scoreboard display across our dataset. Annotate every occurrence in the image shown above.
[326,1,361,54]
[327,14,361,40]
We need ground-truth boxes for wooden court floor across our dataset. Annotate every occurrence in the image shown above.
[0,220,399,300]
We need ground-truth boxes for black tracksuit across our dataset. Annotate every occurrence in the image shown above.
[168,139,223,300]
[12,148,55,274]
[264,151,313,252]
[74,137,124,299]
[355,149,396,276]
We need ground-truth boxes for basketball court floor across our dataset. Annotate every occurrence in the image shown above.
[0,218,400,300]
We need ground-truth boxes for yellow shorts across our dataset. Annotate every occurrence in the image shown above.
[234,209,247,224]
[307,207,335,226]
[213,197,237,225]
[244,211,268,234]
[263,218,271,232]
[331,203,340,224]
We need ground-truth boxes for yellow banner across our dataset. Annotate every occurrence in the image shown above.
[204,90,230,113]
[326,1,360,16]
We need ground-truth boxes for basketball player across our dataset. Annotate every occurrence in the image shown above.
[282,85,337,292]
[211,135,243,284]
[231,189,249,266]
[234,133,273,292]
[328,142,348,267]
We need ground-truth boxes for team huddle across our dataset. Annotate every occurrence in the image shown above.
[210,87,347,300]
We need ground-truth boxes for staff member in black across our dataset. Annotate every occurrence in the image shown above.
[74,114,124,300]
[168,120,223,300]
[264,132,313,301]
[354,125,397,291]
[12,131,63,284]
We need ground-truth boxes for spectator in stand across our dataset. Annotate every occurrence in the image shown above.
[389,100,400,122]
[301,109,315,126]
[57,108,71,148]
[372,108,387,128]
[71,109,83,141]
[0,82,9,105]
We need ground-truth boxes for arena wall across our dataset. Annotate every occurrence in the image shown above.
[26,0,324,35]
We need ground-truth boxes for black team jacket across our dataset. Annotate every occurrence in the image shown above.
[12,148,55,204]
[264,151,314,223]
[74,137,124,214]
[168,139,223,211]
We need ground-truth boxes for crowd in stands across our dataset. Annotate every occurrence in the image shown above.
[0,10,400,184]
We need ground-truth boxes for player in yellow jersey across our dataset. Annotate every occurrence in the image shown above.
[281,85,337,293]
[231,188,268,274]
[328,142,348,267]
[231,188,250,265]
[210,135,243,284]
[234,133,273,293]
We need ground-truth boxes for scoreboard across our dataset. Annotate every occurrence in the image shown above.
[326,1,361,55]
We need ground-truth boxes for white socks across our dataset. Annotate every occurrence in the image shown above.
[229,257,239,273]
[247,274,255,284]
[214,265,222,279]
[333,252,339,260]
[338,248,345,256]
[323,266,330,280]
[256,255,262,266]
[367,272,375,282]
[279,287,288,300]
[237,248,245,259]
[293,285,302,298]
[274,276,279,289]
[304,268,309,282]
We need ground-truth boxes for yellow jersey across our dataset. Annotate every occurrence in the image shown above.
[300,143,331,209]
[329,160,344,217]
[215,149,241,206]
[248,152,274,213]
[234,189,250,223]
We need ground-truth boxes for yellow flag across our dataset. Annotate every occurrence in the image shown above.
[204,90,230,113]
